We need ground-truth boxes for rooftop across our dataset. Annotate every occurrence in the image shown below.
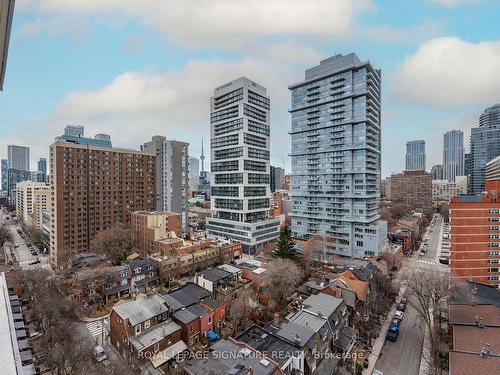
[113,294,168,326]
[163,283,211,311]
[129,320,181,351]
[449,304,500,326]
[198,267,232,282]
[185,339,278,375]
[302,293,343,318]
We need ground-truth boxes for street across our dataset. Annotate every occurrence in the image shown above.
[1,210,50,271]
[371,214,448,375]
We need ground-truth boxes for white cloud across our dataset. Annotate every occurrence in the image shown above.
[18,0,373,47]
[53,57,310,166]
[391,37,500,107]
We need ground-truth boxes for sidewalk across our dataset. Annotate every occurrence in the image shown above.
[363,285,407,375]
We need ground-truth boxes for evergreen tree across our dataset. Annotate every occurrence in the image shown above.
[274,225,297,261]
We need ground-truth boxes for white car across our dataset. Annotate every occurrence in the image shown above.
[94,346,107,363]
[395,310,404,320]
[372,370,384,375]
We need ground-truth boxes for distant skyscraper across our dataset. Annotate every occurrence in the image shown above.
[470,104,500,194]
[206,77,280,253]
[270,166,284,192]
[1,159,7,191]
[431,164,444,180]
[7,145,29,171]
[188,157,200,190]
[443,130,464,182]
[290,53,387,259]
[405,140,426,171]
[37,158,47,182]
[142,136,189,233]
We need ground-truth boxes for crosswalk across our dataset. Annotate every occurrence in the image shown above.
[85,320,105,338]
[416,259,436,265]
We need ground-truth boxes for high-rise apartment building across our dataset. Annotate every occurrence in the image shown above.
[206,77,280,253]
[37,157,47,175]
[431,164,444,180]
[443,130,464,182]
[470,104,500,194]
[405,140,426,171]
[32,188,50,230]
[270,166,284,192]
[188,156,200,190]
[141,136,189,233]
[7,145,29,171]
[450,155,500,288]
[1,158,7,191]
[390,170,432,209]
[15,181,50,225]
[7,168,31,200]
[289,53,387,259]
[49,139,156,267]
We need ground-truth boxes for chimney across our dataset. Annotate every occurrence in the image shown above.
[335,287,342,298]
[293,334,301,344]
[485,343,491,355]
[273,312,281,327]
[317,309,323,319]
[479,318,485,328]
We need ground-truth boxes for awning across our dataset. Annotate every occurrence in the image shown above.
[150,340,188,368]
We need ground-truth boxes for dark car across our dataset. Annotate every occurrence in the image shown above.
[439,257,449,265]
[397,303,406,312]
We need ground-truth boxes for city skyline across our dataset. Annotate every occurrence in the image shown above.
[1,1,500,177]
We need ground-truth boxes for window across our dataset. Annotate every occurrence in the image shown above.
[135,325,141,335]
[356,241,364,247]
[145,320,151,329]
[208,317,212,324]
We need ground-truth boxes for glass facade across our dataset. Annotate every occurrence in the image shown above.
[405,140,426,171]
[207,77,280,253]
[470,104,500,194]
[289,53,387,259]
[443,130,464,182]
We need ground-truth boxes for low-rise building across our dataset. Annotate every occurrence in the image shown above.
[184,338,281,375]
[129,259,158,294]
[110,294,186,365]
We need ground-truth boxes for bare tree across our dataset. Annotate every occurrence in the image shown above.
[368,272,398,322]
[73,267,116,308]
[263,258,302,311]
[404,269,450,375]
[0,225,13,247]
[439,202,449,223]
[90,223,134,265]
[229,287,257,333]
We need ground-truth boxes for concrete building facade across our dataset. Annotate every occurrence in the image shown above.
[14,181,49,225]
[390,170,432,209]
[188,156,200,190]
[289,53,387,259]
[432,176,468,204]
[49,140,157,267]
[206,77,280,253]
[7,145,29,171]
[142,136,189,234]
[405,140,425,171]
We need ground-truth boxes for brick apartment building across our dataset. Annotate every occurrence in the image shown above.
[131,211,182,256]
[450,156,500,287]
[49,140,157,267]
[389,170,432,209]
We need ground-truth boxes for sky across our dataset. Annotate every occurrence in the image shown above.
[1,0,500,177]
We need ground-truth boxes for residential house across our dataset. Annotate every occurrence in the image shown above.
[129,259,159,294]
[236,324,304,375]
[184,339,281,375]
[172,304,213,346]
[194,266,247,304]
[110,294,187,368]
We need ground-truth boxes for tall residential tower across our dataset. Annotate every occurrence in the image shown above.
[289,53,387,259]
[470,104,500,194]
[7,145,29,171]
[206,77,280,253]
[405,140,426,171]
[443,130,464,182]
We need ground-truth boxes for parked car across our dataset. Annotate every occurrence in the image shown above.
[391,318,401,327]
[395,310,404,320]
[439,257,449,265]
[29,258,41,265]
[386,324,399,342]
[94,346,107,363]
[372,370,384,375]
[397,303,406,312]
